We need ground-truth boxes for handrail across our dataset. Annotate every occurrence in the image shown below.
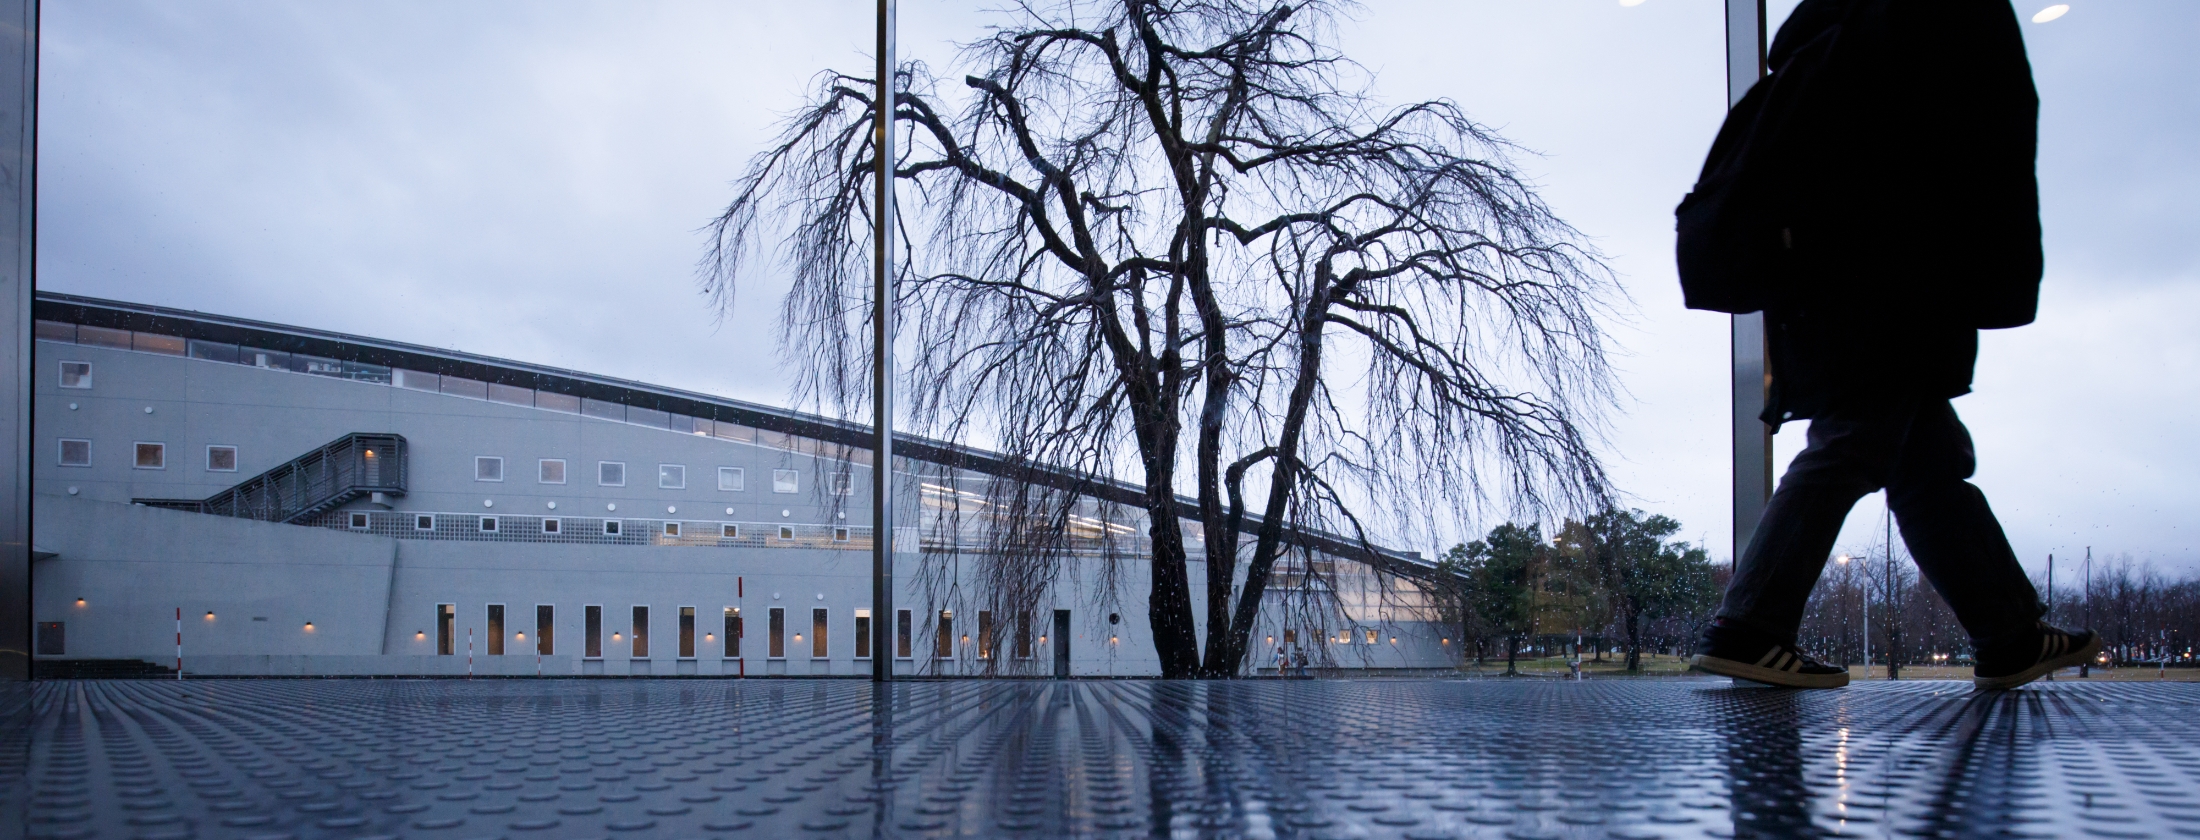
[137,433,407,524]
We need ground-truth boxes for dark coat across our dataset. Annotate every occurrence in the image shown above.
[1677,0,2043,424]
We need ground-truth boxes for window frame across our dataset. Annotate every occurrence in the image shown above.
[777,525,795,541]
[829,473,854,496]
[833,526,850,542]
[854,609,873,660]
[631,605,650,659]
[542,517,560,534]
[414,514,434,531]
[603,519,622,536]
[678,606,697,660]
[205,445,239,473]
[767,607,786,660]
[475,456,505,483]
[772,469,799,494]
[658,463,687,489]
[486,604,506,656]
[936,610,955,660]
[896,609,913,660]
[598,461,626,487]
[663,521,681,537]
[132,441,166,470]
[538,458,567,484]
[536,604,554,656]
[812,607,830,660]
[479,515,498,533]
[717,466,745,492]
[436,603,456,656]
[348,512,370,530]
[721,523,739,539]
[57,438,90,468]
[723,607,742,659]
[583,604,603,660]
[58,360,91,389]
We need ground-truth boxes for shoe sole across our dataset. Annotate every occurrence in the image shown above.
[1973,634,2103,691]
[1689,654,1849,689]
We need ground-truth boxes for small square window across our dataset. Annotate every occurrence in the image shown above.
[475,456,504,482]
[598,461,625,487]
[58,439,90,467]
[659,464,686,489]
[833,527,850,542]
[773,469,799,494]
[721,523,739,539]
[543,518,560,534]
[480,516,498,532]
[134,442,166,470]
[718,467,745,492]
[349,512,370,529]
[832,474,857,496]
[415,514,434,531]
[664,521,681,537]
[539,459,566,484]
[778,525,795,541]
[603,520,622,536]
[58,361,91,389]
[206,445,238,472]
[1364,628,1378,645]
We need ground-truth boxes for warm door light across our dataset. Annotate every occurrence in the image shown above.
[304,622,315,631]
[205,611,216,620]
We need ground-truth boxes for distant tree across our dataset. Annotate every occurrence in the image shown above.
[1578,509,1715,671]
[1451,523,1544,675]
[699,0,1618,677]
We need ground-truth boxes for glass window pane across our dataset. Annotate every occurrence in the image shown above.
[476,456,504,482]
[773,469,798,494]
[134,442,165,469]
[186,340,239,363]
[581,398,624,421]
[718,467,744,491]
[626,406,669,429]
[77,325,130,348]
[393,368,439,391]
[598,461,625,486]
[584,606,602,659]
[813,608,828,658]
[33,320,75,342]
[658,464,685,489]
[58,361,90,389]
[207,446,237,471]
[340,360,392,384]
[536,391,581,413]
[711,422,755,443]
[632,606,649,658]
[58,439,90,467]
[440,375,488,399]
[724,608,741,659]
[243,348,290,370]
[487,382,533,406]
[132,332,186,356]
[539,459,566,484]
[768,608,785,659]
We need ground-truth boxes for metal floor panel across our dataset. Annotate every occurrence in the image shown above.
[5,678,2198,839]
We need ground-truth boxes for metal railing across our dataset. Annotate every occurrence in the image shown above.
[137,433,407,524]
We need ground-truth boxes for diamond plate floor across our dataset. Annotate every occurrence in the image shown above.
[4,679,2198,840]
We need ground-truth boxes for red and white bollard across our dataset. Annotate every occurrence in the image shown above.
[467,628,474,679]
[175,607,183,680]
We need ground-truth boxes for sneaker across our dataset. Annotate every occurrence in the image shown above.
[1973,623,2100,691]
[1690,624,1849,689]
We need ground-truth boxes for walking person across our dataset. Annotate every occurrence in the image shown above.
[1674,0,2097,690]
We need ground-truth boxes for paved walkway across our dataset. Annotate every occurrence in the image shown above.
[6,678,2198,839]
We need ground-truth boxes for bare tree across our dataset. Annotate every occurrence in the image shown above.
[701,0,1617,678]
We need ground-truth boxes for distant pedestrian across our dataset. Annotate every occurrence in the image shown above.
[1675,0,2097,691]
[1273,645,1287,677]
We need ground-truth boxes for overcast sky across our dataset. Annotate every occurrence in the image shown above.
[37,1,2200,573]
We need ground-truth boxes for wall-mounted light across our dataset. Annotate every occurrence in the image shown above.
[75,598,86,607]
[205,611,216,620]
[1037,636,1047,644]
[794,634,804,642]
[1109,635,1118,644]
[1441,638,1450,645]
[416,631,426,639]
[516,632,526,641]
[705,633,715,642]
[303,622,315,631]
[1266,635,1274,643]
[1390,636,1398,644]
[613,633,623,641]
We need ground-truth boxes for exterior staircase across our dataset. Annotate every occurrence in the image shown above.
[136,433,407,524]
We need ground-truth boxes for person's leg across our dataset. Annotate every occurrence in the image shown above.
[1885,400,2042,645]
[1714,406,1908,642]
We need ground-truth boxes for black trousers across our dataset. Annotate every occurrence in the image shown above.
[1716,397,2042,645]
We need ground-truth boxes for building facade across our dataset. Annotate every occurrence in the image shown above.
[29,294,1455,676]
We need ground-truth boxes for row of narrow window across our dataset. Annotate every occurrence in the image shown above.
[350,511,849,542]
[53,438,221,471]
[473,457,847,495]
[436,605,1039,660]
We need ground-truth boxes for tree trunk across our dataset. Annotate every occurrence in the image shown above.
[1623,600,1642,673]
[1505,635,1518,676]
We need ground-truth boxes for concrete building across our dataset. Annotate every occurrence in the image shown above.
[29,293,1454,677]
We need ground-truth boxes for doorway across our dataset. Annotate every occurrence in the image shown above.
[1052,609,1071,678]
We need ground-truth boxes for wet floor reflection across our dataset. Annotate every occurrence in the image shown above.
[10,679,2199,839]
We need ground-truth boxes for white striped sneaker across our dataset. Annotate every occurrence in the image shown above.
[1690,634,1850,689]
[1973,623,2100,691]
